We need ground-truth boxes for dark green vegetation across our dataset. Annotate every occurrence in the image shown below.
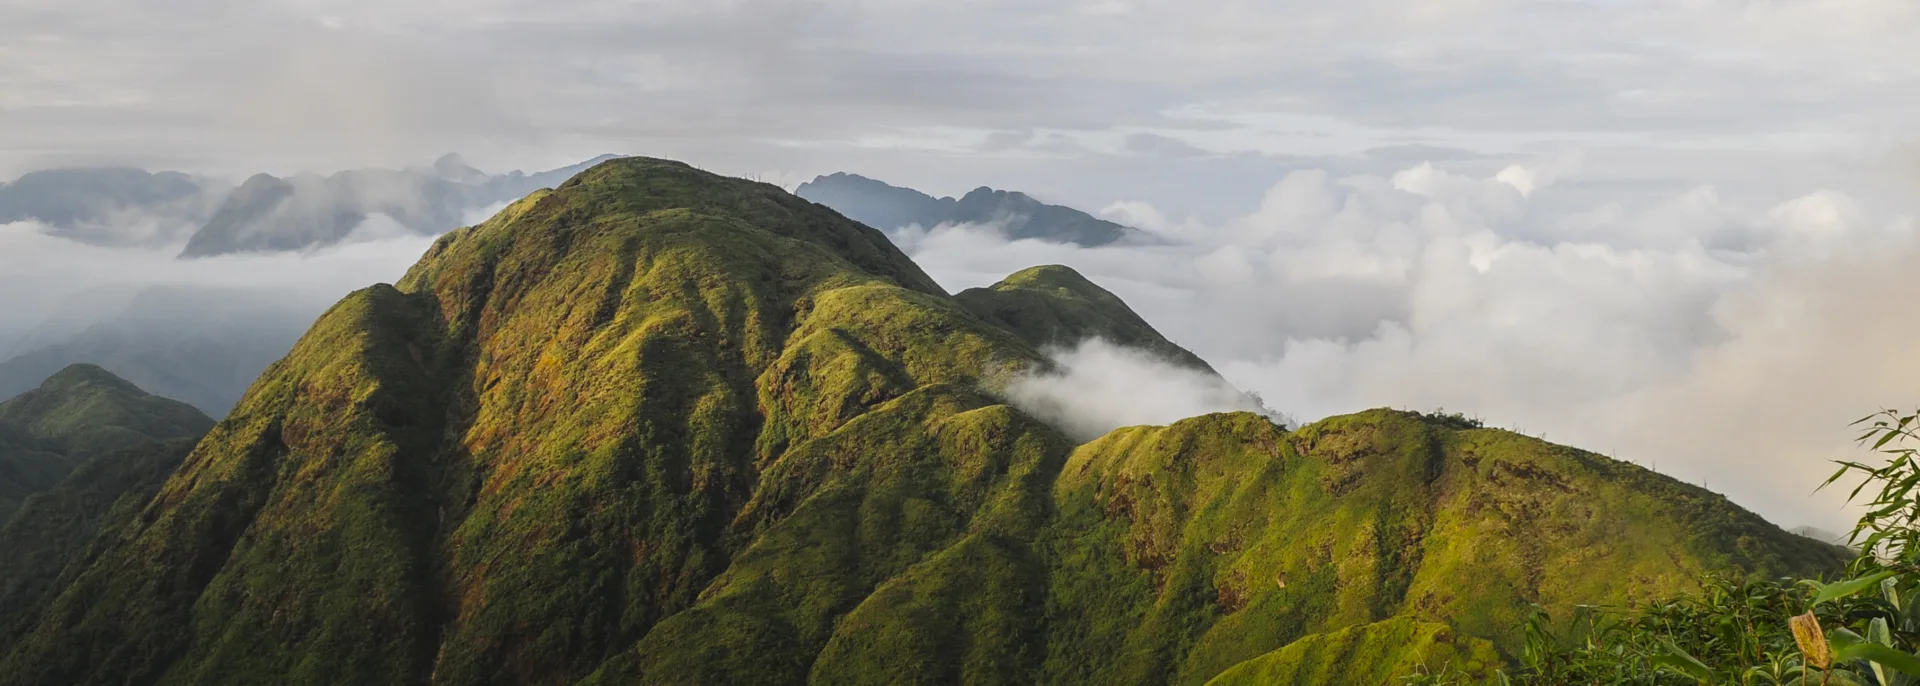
[0,364,213,524]
[795,172,1141,246]
[0,438,197,641]
[0,158,1849,685]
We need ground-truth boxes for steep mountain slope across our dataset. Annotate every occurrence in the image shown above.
[956,265,1214,372]
[0,365,213,523]
[795,172,1140,247]
[0,158,1846,686]
[0,438,197,642]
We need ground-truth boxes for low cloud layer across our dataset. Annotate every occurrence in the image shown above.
[1005,338,1289,442]
[896,153,1918,531]
[0,218,435,357]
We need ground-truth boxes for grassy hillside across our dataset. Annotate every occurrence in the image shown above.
[956,265,1215,373]
[1204,618,1501,685]
[0,364,213,523]
[0,157,1847,685]
[1038,410,1841,685]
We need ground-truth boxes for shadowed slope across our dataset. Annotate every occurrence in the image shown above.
[0,438,198,649]
[0,365,213,522]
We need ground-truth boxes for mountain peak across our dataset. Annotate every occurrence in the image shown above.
[0,365,213,457]
[795,171,1138,246]
[957,264,1215,372]
[431,153,489,184]
[446,157,943,300]
[37,363,142,396]
[997,264,1100,291]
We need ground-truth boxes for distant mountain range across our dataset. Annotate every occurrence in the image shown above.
[0,154,623,255]
[179,153,622,257]
[0,286,322,417]
[0,168,217,246]
[795,172,1142,247]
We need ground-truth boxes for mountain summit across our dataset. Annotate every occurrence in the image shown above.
[795,172,1140,247]
[0,158,1844,685]
[0,364,211,523]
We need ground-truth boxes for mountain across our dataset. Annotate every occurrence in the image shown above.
[1790,525,1852,547]
[956,265,1214,372]
[795,172,1140,247]
[0,364,212,524]
[178,169,472,257]
[0,155,623,255]
[179,154,623,257]
[0,158,1845,685]
[0,286,324,417]
[0,167,219,246]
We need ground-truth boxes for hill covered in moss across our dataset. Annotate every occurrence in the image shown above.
[0,158,1847,685]
[956,265,1214,373]
[0,364,213,523]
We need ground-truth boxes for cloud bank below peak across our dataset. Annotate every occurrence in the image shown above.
[893,151,1918,532]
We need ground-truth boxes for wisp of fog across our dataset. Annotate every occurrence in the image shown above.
[1005,338,1288,442]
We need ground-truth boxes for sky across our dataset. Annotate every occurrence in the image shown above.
[6,0,1920,529]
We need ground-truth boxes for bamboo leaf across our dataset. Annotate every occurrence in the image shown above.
[1811,571,1900,606]
[1652,640,1716,683]
[1831,630,1920,677]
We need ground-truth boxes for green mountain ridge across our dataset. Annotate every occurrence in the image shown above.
[0,364,213,524]
[0,158,1847,685]
[956,265,1215,373]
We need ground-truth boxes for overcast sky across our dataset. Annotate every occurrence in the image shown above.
[8,0,1920,195]
[7,0,1920,529]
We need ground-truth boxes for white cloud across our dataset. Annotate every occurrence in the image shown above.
[889,152,1918,531]
[1006,338,1285,442]
[0,220,435,355]
[4,0,1920,189]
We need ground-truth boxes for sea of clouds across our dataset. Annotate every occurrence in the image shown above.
[907,154,1919,531]
[0,218,438,359]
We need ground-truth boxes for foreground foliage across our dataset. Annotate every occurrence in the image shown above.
[1461,409,1920,685]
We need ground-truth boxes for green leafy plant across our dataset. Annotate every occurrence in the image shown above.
[1483,409,1920,685]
